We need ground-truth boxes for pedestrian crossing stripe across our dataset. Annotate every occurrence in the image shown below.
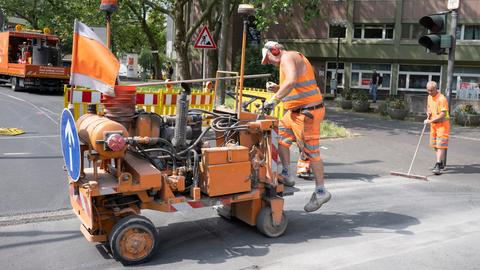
[0,128,25,136]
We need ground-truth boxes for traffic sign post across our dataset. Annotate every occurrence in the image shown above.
[194,26,217,87]
[60,109,81,182]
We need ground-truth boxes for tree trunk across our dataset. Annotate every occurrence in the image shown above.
[217,0,231,105]
[173,3,191,80]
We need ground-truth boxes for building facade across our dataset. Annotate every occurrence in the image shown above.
[263,0,480,98]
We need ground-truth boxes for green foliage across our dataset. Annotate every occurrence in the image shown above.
[386,96,406,110]
[321,120,350,139]
[233,44,278,88]
[249,0,323,30]
[0,0,167,61]
[340,88,352,100]
[455,104,478,115]
[352,90,369,102]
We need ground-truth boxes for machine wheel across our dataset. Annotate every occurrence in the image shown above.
[256,207,288,238]
[11,77,22,92]
[109,215,158,265]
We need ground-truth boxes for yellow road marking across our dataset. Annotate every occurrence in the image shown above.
[0,128,25,136]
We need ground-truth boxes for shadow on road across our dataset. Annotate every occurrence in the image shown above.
[443,164,480,175]
[144,210,419,266]
[0,230,82,251]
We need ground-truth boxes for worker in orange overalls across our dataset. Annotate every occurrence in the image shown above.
[204,81,214,93]
[262,41,330,212]
[424,81,450,175]
[266,81,314,179]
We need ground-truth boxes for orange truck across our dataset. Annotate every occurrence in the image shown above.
[0,28,69,92]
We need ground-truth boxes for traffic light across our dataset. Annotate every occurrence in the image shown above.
[418,13,452,54]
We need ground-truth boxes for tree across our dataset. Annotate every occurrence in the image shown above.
[0,0,167,76]
[123,0,166,79]
[249,0,322,31]
[145,0,220,80]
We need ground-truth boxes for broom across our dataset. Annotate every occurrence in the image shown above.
[390,124,428,181]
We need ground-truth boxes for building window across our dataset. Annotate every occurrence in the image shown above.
[456,25,480,41]
[329,24,347,38]
[397,65,441,91]
[326,62,345,92]
[350,63,391,89]
[353,24,394,39]
[452,67,480,99]
[401,23,426,40]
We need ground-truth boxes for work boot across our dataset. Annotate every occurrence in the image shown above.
[432,162,445,170]
[304,190,331,212]
[280,170,295,187]
[432,163,442,175]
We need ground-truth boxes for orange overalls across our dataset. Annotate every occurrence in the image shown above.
[427,93,450,149]
[278,53,325,162]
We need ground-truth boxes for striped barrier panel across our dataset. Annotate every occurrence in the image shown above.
[159,89,214,115]
[64,86,104,119]
[243,87,285,119]
[63,85,215,120]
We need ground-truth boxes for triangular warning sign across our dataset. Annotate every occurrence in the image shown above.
[194,26,217,49]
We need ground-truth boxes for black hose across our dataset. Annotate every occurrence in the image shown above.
[177,125,212,156]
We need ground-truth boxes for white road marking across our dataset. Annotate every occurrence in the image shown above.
[2,152,33,156]
[0,135,59,140]
[2,93,26,102]
[0,92,58,125]
[40,106,60,116]
[451,135,480,142]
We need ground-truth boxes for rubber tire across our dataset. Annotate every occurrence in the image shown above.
[109,215,158,265]
[256,207,288,238]
[11,77,18,91]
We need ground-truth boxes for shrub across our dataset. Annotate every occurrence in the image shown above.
[352,90,369,102]
[455,104,478,115]
[340,88,352,100]
[388,97,406,110]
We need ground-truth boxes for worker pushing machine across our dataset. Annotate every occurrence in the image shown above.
[424,81,450,175]
[262,41,331,212]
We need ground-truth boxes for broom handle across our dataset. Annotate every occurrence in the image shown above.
[407,124,427,175]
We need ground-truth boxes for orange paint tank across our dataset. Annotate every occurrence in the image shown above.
[77,113,129,158]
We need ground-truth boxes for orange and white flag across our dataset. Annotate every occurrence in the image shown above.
[70,20,119,96]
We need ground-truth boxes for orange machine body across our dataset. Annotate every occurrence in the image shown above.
[68,94,290,265]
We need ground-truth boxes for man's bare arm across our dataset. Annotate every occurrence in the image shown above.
[274,53,298,99]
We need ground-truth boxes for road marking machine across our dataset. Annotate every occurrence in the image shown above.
[62,82,293,265]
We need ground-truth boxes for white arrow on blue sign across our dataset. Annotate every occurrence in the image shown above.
[60,109,81,182]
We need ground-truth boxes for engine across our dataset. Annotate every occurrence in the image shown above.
[76,83,209,194]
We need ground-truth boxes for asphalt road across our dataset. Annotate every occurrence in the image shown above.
[1,87,480,269]
[0,86,69,215]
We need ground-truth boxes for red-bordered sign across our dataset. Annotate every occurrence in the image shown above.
[194,26,217,49]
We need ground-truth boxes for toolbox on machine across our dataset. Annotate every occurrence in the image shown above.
[200,146,251,196]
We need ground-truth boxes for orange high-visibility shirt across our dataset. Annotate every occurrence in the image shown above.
[280,53,323,110]
[427,92,450,120]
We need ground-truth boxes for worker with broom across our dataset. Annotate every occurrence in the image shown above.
[424,81,450,175]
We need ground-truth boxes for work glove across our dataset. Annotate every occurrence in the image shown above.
[263,96,281,112]
[266,81,279,92]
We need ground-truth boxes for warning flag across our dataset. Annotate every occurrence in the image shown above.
[70,20,119,96]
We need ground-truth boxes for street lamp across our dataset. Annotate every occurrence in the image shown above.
[100,0,118,50]
[236,4,255,117]
[329,20,347,96]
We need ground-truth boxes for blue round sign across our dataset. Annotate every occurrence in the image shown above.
[60,109,81,182]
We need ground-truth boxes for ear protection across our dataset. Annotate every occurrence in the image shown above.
[270,45,280,56]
